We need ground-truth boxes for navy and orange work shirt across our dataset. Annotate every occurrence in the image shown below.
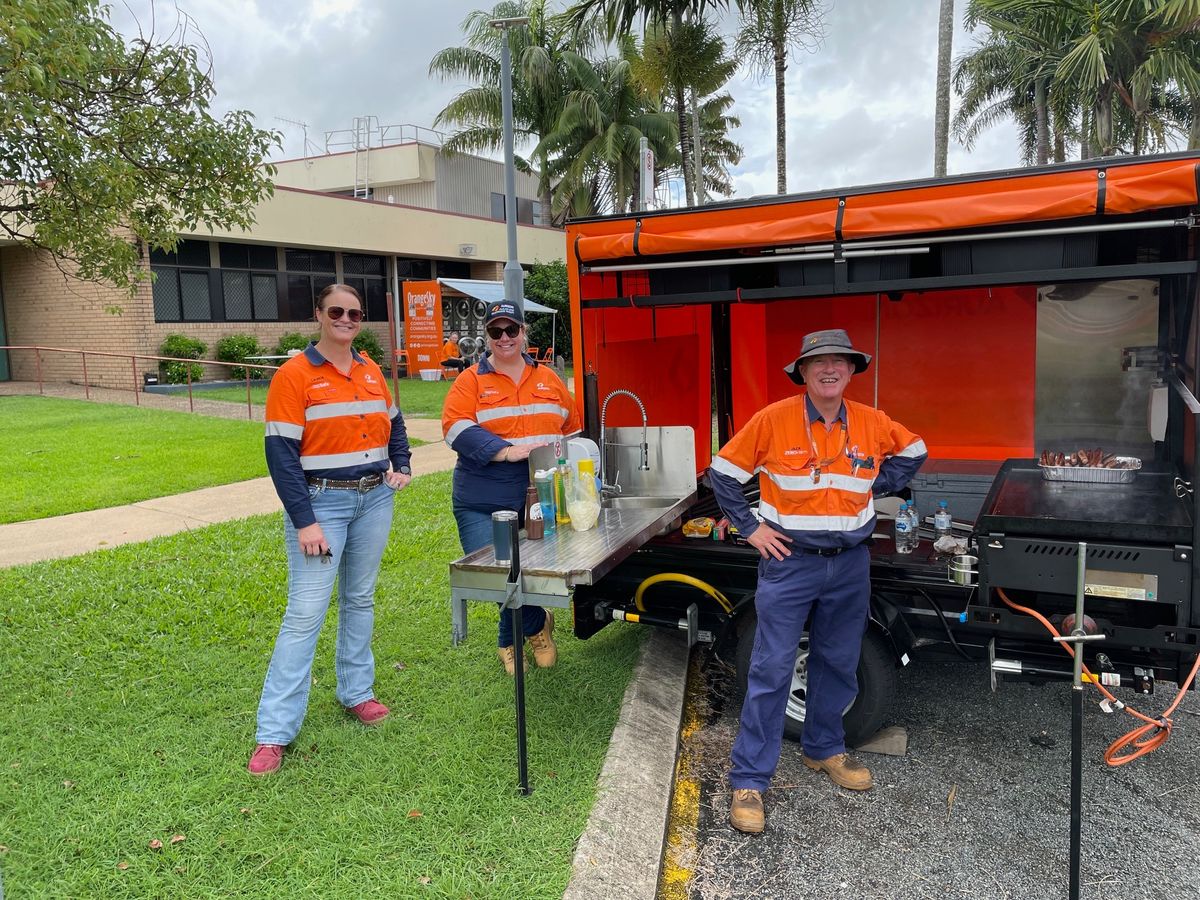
[709,393,927,551]
[265,343,411,529]
[442,352,581,513]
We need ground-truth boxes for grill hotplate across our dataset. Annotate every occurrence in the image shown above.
[977,458,1192,545]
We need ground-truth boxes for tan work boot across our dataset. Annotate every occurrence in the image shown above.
[729,788,764,833]
[527,611,557,668]
[802,752,874,791]
[498,646,516,676]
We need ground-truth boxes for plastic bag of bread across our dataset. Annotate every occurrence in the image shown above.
[682,516,715,539]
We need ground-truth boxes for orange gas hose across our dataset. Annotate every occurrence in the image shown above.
[996,588,1200,766]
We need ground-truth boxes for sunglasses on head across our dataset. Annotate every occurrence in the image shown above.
[323,305,363,323]
[487,323,521,339]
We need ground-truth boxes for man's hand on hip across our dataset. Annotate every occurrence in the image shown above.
[747,523,793,560]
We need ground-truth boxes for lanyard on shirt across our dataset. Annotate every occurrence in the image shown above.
[802,401,848,484]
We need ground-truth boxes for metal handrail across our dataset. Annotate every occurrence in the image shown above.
[0,345,283,419]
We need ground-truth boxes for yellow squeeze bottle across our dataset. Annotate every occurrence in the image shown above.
[554,458,572,525]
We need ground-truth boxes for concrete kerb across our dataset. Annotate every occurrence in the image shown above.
[564,630,690,900]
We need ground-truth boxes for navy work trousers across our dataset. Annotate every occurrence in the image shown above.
[729,544,870,791]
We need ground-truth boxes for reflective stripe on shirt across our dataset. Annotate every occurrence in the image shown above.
[897,439,928,458]
[266,420,304,440]
[711,455,756,484]
[758,498,877,532]
[305,400,389,421]
[476,403,571,424]
[445,418,476,447]
[300,445,389,470]
[763,469,875,494]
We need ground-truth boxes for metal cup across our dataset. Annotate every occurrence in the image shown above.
[492,510,518,565]
[947,554,978,586]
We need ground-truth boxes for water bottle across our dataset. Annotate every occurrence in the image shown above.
[894,502,913,554]
[906,500,919,551]
[934,500,953,539]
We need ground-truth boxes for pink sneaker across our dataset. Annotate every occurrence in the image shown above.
[247,744,284,776]
[346,698,389,725]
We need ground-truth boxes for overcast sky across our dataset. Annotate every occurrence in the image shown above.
[113,0,1025,200]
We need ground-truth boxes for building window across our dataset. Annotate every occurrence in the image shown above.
[490,193,540,225]
[342,253,387,322]
[151,239,214,322]
[396,258,432,281]
[436,260,471,279]
[218,242,280,321]
[284,248,336,321]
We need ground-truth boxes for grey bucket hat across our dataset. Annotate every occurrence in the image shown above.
[783,328,872,385]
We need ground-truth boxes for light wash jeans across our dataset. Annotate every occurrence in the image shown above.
[255,481,396,745]
[452,505,546,647]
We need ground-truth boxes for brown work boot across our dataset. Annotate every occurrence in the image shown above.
[527,611,557,668]
[498,646,516,676]
[802,752,874,791]
[729,788,764,833]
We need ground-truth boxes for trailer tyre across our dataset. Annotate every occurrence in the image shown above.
[735,609,897,747]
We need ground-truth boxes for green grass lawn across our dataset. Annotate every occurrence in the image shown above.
[0,471,643,898]
[2,397,268,524]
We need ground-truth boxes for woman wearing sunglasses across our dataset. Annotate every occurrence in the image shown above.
[442,300,581,675]
[249,283,412,776]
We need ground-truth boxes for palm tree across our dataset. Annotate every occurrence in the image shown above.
[735,0,824,193]
[559,0,735,205]
[536,38,679,216]
[693,90,744,198]
[934,0,955,176]
[955,0,1200,162]
[429,0,601,217]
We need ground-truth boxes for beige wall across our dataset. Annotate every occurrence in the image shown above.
[272,143,436,193]
[194,187,564,266]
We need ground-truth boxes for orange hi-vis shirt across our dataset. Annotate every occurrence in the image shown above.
[441,339,460,362]
[442,352,581,512]
[709,394,926,549]
[265,344,410,529]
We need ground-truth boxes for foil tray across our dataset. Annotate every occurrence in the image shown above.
[1039,457,1142,484]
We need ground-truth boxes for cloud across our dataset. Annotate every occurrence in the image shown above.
[112,0,1024,196]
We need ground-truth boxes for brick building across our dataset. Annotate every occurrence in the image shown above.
[0,132,564,387]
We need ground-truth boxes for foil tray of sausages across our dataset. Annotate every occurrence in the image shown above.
[1038,448,1142,484]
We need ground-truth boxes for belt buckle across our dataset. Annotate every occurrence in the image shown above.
[357,475,371,493]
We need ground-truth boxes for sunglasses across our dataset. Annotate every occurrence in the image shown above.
[487,323,521,339]
[324,306,363,323]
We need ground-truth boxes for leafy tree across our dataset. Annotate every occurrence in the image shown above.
[955,0,1200,161]
[537,37,679,217]
[0,0,278,291]
[560,0,735,205]
[734,0,824,192]
[524,260,571,361]
[429,0,601,219]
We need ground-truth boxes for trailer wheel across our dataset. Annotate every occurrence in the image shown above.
[734,609,897,747]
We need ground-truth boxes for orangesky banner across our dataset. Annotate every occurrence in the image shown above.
[402,280,443,376]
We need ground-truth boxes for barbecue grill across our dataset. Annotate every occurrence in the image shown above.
[967,458,1198,683]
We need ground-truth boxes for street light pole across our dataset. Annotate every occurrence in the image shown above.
[491,16,530,314]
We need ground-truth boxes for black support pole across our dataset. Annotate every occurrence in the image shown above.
[1070,683,1083,900]
[508,518,530,796]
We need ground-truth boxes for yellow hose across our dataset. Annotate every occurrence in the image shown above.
[634,573,734,614]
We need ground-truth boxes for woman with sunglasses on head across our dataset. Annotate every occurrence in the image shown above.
[442,301,581,675]
[248,283,412,776]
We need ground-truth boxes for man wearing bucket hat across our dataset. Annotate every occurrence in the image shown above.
[708,328,927,833]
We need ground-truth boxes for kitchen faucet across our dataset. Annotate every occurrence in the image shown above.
[599,389,650,497]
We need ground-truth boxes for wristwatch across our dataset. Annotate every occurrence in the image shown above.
[397,465,411,475]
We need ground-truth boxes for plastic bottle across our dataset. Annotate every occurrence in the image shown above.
[534,470,557,535]
[905,502,920,552]
[894,502,913,554]
[554,458,572,526]
[934,500,953,539]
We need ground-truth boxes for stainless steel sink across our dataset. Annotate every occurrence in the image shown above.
[602,495,680,510]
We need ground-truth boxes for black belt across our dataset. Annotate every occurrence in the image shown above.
[800,546,847,557]
[307,473,384,493]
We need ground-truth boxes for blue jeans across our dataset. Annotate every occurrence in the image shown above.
[453,505,547,647]
[730,545,870,791]
[256,481,396,745]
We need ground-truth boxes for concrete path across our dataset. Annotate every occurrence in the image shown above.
[0,414,454,568]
